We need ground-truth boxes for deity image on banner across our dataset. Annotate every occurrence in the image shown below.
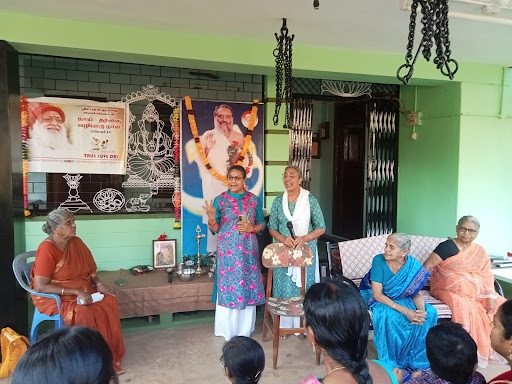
[181,100,264,256]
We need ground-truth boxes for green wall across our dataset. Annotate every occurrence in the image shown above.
[397,84,461,237]
[25,215,180,271]
[457,72,512,256]
[3,10,512,265]
[398,70,512,257]
[0,11,506,85]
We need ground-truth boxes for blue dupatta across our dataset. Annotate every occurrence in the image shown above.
[359,255,438,374]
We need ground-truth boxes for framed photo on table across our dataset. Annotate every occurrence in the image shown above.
[153,239,177,269]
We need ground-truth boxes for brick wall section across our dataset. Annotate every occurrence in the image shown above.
[20,54,263,207]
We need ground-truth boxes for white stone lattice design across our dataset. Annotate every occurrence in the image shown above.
[125,193,152,212]
[58,174,92,213]
[321,80,372,98]
[121,85,178,193]
[93,188,125,213]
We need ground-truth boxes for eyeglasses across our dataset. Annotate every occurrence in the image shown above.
[457,226,478,234]
[227,175,244,181]
[282,174,299,179]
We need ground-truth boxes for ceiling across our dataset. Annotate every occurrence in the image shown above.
[1,0,511,66]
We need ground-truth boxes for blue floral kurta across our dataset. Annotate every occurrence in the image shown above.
[213,190,266,309]
[268,194,326,297]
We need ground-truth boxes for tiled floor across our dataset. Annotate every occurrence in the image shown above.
[1,318,509,384]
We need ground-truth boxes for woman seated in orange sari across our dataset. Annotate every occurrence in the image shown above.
[423,215,505,368]
[30,209,125,373]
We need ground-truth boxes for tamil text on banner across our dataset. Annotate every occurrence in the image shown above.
[26,97,128,174]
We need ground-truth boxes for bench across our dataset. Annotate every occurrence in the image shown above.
[97,269,216,328]
[325,234,452,319]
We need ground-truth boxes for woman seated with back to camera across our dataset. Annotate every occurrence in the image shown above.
[12,326,118,384]
[301,279,399,384]
[359,233,437,382]
[423,215,506,368]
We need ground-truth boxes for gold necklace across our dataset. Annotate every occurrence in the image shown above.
[323,366,346,381]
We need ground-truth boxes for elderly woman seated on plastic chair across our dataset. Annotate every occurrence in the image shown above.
[359,233,438,381]
[30,209,125,374]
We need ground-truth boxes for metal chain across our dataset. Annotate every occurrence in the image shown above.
[405,0,418,62]
[273,33,284,126]
[397,0,457,84]
[272,18,294,128]
[420,0,434,61]
[284,34,294,129]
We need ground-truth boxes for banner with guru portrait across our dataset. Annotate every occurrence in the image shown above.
[26,97,128,174]
[181,99,264,256]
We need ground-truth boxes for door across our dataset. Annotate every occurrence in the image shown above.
[332,101,366,239]
[332,100,398,239]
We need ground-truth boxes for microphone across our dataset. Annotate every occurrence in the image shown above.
[286,221,296,240]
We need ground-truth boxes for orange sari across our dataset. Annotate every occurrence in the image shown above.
[30,237,125,370]
[430,242,506,368]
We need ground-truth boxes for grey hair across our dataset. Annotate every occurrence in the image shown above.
[389,232,411,251]
[285,165,303,179]
[42,209,72,235]
[458,215,480,231]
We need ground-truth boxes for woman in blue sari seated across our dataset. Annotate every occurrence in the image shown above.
[359,233,438,382]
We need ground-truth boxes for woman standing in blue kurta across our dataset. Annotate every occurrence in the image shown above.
[203,165,266,341]
[267,165,326,334]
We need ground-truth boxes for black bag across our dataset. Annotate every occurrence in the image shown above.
[129,265,153,275]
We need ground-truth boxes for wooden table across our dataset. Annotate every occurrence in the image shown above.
[98,269,216,320]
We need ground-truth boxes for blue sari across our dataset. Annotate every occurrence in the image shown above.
[360,255,438,374]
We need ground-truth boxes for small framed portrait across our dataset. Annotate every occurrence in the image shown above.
[153,239,177,269]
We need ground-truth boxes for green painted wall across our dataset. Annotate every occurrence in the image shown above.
[25,215,180,271]
[0,11,506,85]
[397,84,461,237]
[457,72,512,256]
[3,10,512,266]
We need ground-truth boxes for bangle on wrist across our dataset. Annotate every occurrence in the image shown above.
[308,234,312,242]
[393,303,396,310]
[61,288,64,295]
[208,220,216,226]
[405,310,409,316]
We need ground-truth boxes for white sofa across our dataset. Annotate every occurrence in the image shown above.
[326,234,452,319]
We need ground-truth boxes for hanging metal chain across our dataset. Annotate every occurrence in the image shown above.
[397,0,458,84]
[273,18,294,128]
[283,31,293,129]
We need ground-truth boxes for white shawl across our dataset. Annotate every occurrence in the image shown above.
[282,187,311,287]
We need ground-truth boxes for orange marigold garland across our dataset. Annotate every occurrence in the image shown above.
[184,96,258,185]
[172,105,181,229]
[21,96,30,217]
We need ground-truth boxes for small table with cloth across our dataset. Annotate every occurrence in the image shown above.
[97,269,216,320]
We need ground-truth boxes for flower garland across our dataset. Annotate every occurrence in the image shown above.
[172,105,181,229]
[184,96,258,185]
[21,96,30,217]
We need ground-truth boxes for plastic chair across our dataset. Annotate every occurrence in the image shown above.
[12,251,65,344]
[261,243,321,369]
